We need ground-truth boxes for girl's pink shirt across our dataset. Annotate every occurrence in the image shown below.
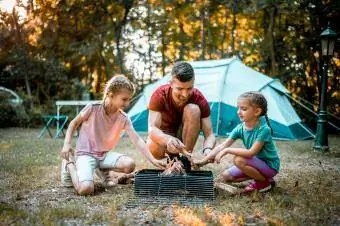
[75,103,130,160]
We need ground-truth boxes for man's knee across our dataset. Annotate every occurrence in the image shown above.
[116,156,136,173]
[233,156,247,168]
[150,148,165,160]
[183,104,201,120]
[78,182,94,195]
[147,138,165,160]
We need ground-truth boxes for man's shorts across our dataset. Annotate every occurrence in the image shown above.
[76,152,125,183]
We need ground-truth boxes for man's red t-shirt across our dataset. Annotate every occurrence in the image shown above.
[148,84,210,135]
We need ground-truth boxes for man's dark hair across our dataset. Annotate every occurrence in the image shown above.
[171,61,194,82]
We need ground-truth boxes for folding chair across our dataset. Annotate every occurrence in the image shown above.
[37,114,68,138]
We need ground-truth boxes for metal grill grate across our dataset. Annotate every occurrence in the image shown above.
[129,169,214,206]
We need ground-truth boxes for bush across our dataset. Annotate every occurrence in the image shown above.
[0,103,28,127]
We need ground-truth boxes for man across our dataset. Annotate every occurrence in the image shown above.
[147,61,216,169]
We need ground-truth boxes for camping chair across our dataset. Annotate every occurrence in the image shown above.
[37,114,68,139]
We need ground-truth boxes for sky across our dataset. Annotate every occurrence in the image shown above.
[0,0,27,22]
[0,0,16,13]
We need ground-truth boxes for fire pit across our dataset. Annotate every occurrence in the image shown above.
[131,169,214,205]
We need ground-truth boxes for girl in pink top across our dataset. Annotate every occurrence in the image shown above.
[61,75,166,195]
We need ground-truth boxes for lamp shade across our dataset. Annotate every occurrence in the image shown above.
[320,27,337,57]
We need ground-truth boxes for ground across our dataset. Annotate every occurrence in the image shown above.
[0,128,339,225]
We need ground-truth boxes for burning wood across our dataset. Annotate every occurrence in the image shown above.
[180,149,209,170]
[160,149,205,175]
[161,157,186,176]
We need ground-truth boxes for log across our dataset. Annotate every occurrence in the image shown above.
[214,182,238,195]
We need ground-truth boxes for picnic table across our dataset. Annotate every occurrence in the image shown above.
[38,100,100,138]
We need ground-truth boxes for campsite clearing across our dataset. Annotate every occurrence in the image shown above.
[0,128,339,225]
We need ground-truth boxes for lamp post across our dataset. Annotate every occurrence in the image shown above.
[313,24,336,152]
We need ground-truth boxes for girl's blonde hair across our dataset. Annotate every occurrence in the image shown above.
[103,74,134,97]
[238,91,273,134]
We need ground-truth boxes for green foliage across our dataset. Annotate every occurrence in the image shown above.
[0,0,339,128]
[0,104,28,127]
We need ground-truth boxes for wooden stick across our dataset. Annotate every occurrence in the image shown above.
[214,182,238,195]
[181,149,192,159]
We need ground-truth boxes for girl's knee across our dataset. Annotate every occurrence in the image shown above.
[117,156,135,173]
[124,159,135,173]
[78,182,94,195]
[233,156,246,167]
[221,170,235,182]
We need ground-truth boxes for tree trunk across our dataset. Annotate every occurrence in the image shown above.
[262,5,277,76]
[160,3,167,77]
[115,36,124,74]
[147,1,153,84]
[179,22,185,60]
[12,8,33,109]
[220,8,228,58]
[206,4,215,59]
[200,5,206,60]
[161,26,166,77]
[114,0,134,74]
[267,7,277,76]
[231,0,237,55]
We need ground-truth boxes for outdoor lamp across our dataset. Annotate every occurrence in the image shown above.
[313,24,336,152]
[320,26,336,57]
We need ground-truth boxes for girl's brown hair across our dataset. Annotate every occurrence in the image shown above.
[238,91,273,134]
[103,75,134,98]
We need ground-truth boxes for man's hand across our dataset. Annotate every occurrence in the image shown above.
[166,137,185,154]
[151,158,167,170]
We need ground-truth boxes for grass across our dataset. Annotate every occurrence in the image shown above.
[0,127,339,225]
